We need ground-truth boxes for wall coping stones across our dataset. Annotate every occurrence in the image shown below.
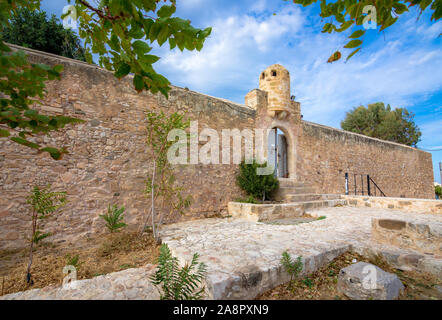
[343,195,442,214]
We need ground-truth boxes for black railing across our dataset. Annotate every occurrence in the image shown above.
[345,173,386,197]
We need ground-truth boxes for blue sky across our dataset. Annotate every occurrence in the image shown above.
[41,0,442,182]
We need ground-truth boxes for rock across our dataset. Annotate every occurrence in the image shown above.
[337,262,404,300]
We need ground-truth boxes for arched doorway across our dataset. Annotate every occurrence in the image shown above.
[268,128,288,178]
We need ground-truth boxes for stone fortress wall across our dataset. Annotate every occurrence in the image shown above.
[0,45,435,249]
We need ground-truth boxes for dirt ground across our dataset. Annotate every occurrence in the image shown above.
[0,231,160,296]
[257,251,442,300]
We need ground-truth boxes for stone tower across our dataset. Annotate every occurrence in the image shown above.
[260,64,293,119]
[245,64,301,121]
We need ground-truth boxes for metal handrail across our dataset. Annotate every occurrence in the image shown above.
[345,173,386,197]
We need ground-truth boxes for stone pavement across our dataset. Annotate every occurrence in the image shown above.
[161,207,442,299]
[2,207,440,300]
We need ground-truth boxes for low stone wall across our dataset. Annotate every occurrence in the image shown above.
[344,196,442,214]
[0,264,160,300]
[371,218,442,256]
[227,202,304,222]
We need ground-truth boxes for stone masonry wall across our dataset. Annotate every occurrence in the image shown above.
[296,121,434,199]
[0,46,254,249]
[0,45,435,250]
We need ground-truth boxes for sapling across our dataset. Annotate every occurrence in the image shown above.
[99,204,127,233]
[141,110,192,243]
[26,185,66,284]
[281,250,303,290]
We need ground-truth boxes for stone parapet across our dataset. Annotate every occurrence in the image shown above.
[372,218,442,256]
[344,195,442,214]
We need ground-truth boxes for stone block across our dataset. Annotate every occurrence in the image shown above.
[378,219,406,230]
[337,262,404,300]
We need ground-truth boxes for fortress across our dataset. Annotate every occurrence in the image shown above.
[0,45,435,249]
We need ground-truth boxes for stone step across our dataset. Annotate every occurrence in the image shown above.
[284,193,323,202]
[283,193,342,202]
[228,198,347,222]
[278,178,308,188]
[274,186,316,200]
[299,199,348,211]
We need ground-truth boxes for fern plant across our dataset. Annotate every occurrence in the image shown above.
[281,251,303,290]
[100,204,127,233]
[150,244,207,300]
[26,185,67,284]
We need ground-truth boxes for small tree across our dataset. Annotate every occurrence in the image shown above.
[150,244,207,300]
[26,185,66,284]
[237,160,279,201]
[141,110,192,243]
[99,204,127,233]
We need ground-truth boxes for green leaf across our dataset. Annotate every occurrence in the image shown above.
[169,38,177,50]
[132,40,151,56]
[157,5,176,18]
[133,74,144,92]
[336,20,353,32]
[393,3,408,14]
[348,29,365,39]
[10,137,40,149]
[140,54,160,65]
[40,147,63,160]
[344,39,362,48]
[157,25,170,46]
[114,63,131,79]
[380,16,398,32]
[109,34,121,52]
[346,47,360,61]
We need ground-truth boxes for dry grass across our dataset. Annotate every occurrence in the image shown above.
[257,251,442,300]
[0,231,160,296]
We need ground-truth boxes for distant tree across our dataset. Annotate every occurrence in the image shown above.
[436,185,442,198]
[341,102,421,147]
[1,8,86,61]
[0,1,211,159]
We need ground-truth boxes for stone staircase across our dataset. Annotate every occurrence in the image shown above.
[228,179,347,222]
[275,178,347,211]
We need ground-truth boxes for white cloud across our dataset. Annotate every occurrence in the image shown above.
[155,7,304,95]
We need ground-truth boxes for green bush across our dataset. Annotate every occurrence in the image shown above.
[436,185,441,198]
[237,160,279,201]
